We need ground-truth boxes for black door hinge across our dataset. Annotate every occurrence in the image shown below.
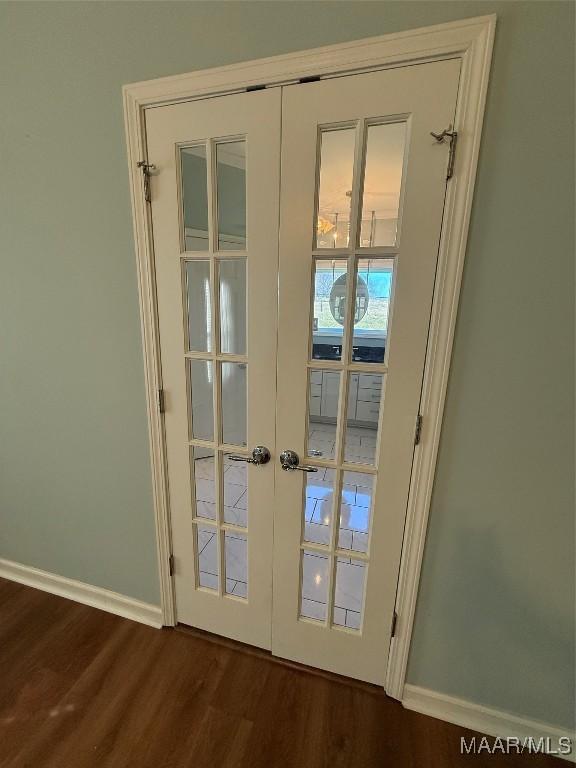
[391,611,398,638]
[158,389,166,414]
[137,160,156,203]
[414,414,423,446]
[168,554,175,577]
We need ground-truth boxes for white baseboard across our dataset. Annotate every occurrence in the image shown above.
[403,684,575,763]
[0,558,163,629]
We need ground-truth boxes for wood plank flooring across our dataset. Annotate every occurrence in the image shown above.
[0,577,559,767]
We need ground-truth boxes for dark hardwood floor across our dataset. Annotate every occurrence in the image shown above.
[0,577,559,767]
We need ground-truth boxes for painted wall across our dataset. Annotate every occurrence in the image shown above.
[0,1,573,730]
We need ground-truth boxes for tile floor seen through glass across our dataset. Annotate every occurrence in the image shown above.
[193,425,374,624]
[193,455,249,597]
[308,421,377,464]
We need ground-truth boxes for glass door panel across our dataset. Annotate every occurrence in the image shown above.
[216,140,247,251]
[359,122,406,248]
[180,145,209,251]
[219,258,247,354]
[315,129,356,249]
[184,259,212,351]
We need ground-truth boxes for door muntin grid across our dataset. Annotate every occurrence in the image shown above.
[299,118,408,632]
[180,137,249,600]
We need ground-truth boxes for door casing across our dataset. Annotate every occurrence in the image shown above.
[123,14,496,701]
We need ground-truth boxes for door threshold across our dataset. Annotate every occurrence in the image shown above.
[174,622,388,696]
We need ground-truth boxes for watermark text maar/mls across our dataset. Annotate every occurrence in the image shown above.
[460,735,573,757]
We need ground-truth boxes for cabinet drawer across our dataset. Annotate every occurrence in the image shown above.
[309,395,321,417]
[357,388,382,404]
[309,383,322,399]
[310,370,323,386]
[358,373,383,391]
[356,400,380,423]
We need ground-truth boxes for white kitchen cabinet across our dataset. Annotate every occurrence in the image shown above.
[356,400,381,423]
[309,371,382,424]
[310,370,323,386]
[357,388,382,404]
[309,395,321,416]
[359,373,383,391]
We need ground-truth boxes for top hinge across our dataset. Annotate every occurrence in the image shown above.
[430,126,458,180]
[137,161,156,203]
[158,388,166,414]
[414,414,423,446]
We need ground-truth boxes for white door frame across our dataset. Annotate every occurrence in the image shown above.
[123,14,495,701]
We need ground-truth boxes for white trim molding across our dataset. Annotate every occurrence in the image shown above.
[123,15,496,674]
[403,685,576,763]
[0,558,162,629]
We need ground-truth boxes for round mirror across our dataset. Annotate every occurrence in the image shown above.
[329,274,369,326]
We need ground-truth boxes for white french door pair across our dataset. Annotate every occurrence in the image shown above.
[146,58,460,685]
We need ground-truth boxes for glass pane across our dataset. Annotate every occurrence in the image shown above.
[300,550,330,622]
[333,557,367,630]
[195,523,218,590]
[360,122,406,247]
[219,258,246,355]
[185,260,212,352]
[344,373,383,465]
[307,370,339,460]
[222,453,248,528]
[352,259,394,364]
[217,141,246,251]
[303,470,335,547]
[224,531,247,598]
[221,362,247,446]
[191,447,216,520]
[316,129,356,249]
[181,145,209,251]
[189,360,214,441]
[311,259,347,361]
[338,471,373,554]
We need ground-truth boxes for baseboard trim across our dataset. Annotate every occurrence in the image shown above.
[403,684,575,763]
[0,558,163,629]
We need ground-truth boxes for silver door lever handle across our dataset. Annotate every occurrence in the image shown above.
[228,446,271,465]
[279,449,318,472]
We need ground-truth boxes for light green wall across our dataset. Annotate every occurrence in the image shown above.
[0,0,573,730]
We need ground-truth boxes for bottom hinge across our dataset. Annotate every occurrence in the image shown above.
[158,389,166,414]
[391,610,398,638]
[168,554,175,577]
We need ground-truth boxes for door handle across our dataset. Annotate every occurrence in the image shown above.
[228,446,271,466]
[279,449,318,473]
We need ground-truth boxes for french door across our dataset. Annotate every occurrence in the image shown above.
[145,58,460,683]
[273,60,460,683]
[146,90,281,649]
